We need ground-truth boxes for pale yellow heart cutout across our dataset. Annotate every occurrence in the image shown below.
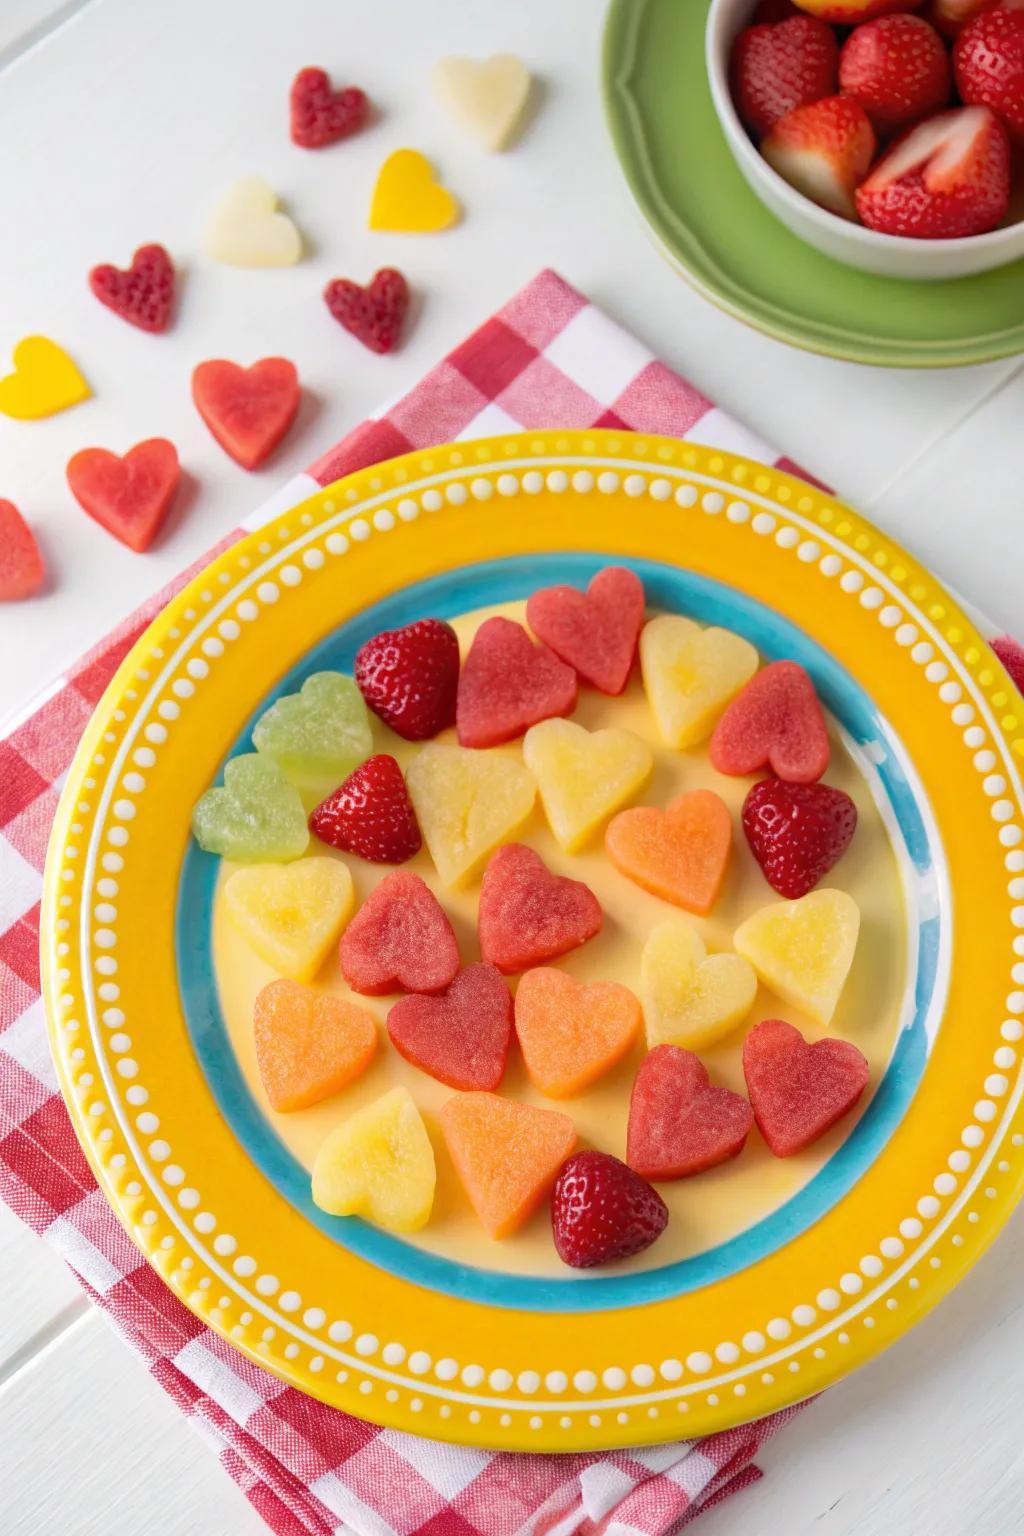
[640,614,759,749]
[523,717,653,852]
[734,888,861,1027]
[0,336,91,420]
[203,176,303,268]
[312,1086,436,1232]
[224,856,354,982]
[406,742,535,886]
[641,919,757,1050]
[431,54,532,152]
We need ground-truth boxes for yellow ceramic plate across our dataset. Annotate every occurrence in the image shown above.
[42,431,1024,1452]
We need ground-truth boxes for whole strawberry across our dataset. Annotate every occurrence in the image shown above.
[856,105,1010,236]
[324,268,410,355]
[955,6,1024,138]
[355,618,460,740]
[551,1150,668,1269]
[840,15,951,134]
[310,754,421,863]
[731,16,839,137]
[743,778,858,898]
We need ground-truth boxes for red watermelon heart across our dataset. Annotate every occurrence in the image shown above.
[478,844,601,975]
[88,243,175,333]
[742,1017,869,1157]
[456,616,578,748]
[526,566,645,695]
[387,963,513,1091]
[710,660,830,783]
[627,1045,753,1180]
[191,357,300,470]
[66,438,180,552]
[0,500,45,599]
[339,870,459,996]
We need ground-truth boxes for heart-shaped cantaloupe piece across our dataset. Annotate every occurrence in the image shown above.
[440,1091,576,1238]
[254,979,377,1111]
[514,967,642,1098]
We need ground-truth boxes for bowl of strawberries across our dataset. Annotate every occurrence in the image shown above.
[707,0,1024,278]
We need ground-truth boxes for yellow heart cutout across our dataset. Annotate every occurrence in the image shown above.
[203,176,303,268]
[0,336,90,420]
[312,1086,436,1232]
[734,888,860,1027]
[523,718,653,852]
[641,919,757,1050]
[431,54,532,152]
[369,149,460,233]
[640,614,759,749]
[224,856,354,981]
[406,742,535,886]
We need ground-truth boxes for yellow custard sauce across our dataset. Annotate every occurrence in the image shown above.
[210,600,909,1282]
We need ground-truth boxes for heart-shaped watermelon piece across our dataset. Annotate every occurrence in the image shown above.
[627,1045,753,1179]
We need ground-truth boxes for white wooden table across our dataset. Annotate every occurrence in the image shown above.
[1,2,1022,1532]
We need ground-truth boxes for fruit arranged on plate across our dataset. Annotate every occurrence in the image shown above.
[192,567,873,1266]
[732,0,1023,237]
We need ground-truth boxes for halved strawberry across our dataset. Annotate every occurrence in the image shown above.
[856,105,1010,235]
[762,96,877,217]
[731,17,839,138]
[840,15,951,134]
[955,6,1024,139]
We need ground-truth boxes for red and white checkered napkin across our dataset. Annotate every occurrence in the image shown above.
[0,269,1013,1536]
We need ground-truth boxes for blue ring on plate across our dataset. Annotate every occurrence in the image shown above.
[177,553,939,1313]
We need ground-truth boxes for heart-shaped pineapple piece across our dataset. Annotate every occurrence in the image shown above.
[522,718,652,852]
[312,1086,435,1232]
[640,615,758,749]
[224,856,354,981]
[640,920,756,1051]
[252,672,372,803]
[514,967,641,1098]
[431,55,532,152]
[203,177,303,267]
[191,754,309,863]
[734,889,860,1027]
[405,743,535,886]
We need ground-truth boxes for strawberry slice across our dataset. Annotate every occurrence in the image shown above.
[324,268,409,355]
[340,870,459,996]
[550,1150,668,1269]
[743,778,858,898]
[191,357,300,470]
[762,96,877,218]
[290,67,370,148]
[955,7,1024,139]
[387,963,513,1090]
[456,616,578,749]
[66,438,179,552]
[743,1018,870,1157]
[856,105,1010,236]
[840,15,951,135]
[310,754,421,863]
[89,244,175,333]
[355,618,459,740]
[731,16,839,138]
[627,1046,754,1180]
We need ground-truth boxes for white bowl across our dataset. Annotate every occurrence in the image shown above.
[706,0,1024,280]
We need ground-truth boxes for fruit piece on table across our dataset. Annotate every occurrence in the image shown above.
[992,634,1024,695]
[252,672,372,803]
[551,1150,668,1268]
[66,438,179,553]
[734,888,860,1026]
[839,14,951,135]
[856,105,1010,236]
[457,616,577,748]
[627,1045,754,1180]
[790,0,923,18]
[387,962,513,1090]
[639,615,759,750]
[514,967,641,1098]
[955,6,1024,138]
[192,754,309,862]
[312,1085,435,1231]
[477,843,602,974]
[290,67,370,148]
[743,778,858,899]
[606,787,732,915]
[192,357,300,470]
[640,919,757,1051]
[522,718,653,852]
[369,148,460,232]
[405,742,536,886]
[440,1091,576,1238]
[710,660,830,783]
[325,268,410,355]
[431,54,533,152]
[225,856,354,980]
[254,978,377,1111]
[0,336,90,420]
[340,869,459,995]
[89,243,175,333]
[731,16,840,138]
[525,565,645,695]
[762,96,877,219]
[354,617,460,740]
[203,176,303,267]
[0,500,44,599]
[310,754,421,864]
[743,1017,870,1156]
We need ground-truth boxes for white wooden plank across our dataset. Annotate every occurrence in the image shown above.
[0,1203,85,1378]
[0,0,99,69]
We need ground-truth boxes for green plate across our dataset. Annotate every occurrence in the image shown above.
[602,0,1024,368]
